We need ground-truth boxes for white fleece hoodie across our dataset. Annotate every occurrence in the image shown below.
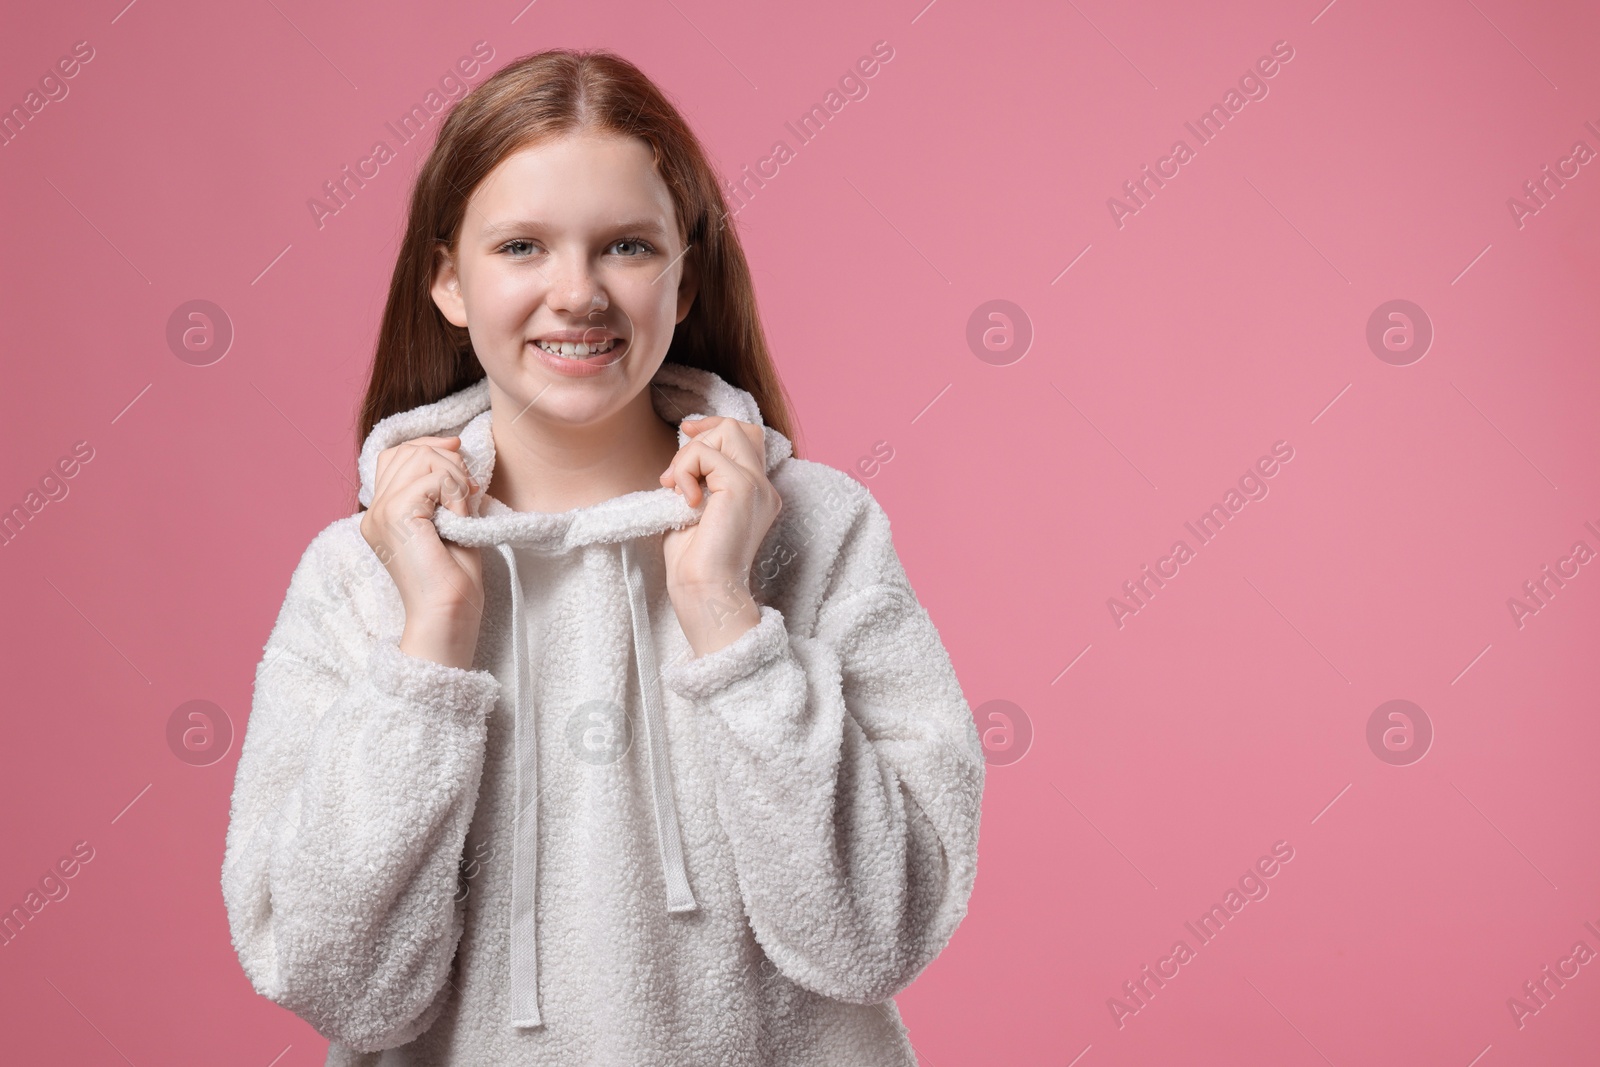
[220,361,985,1065]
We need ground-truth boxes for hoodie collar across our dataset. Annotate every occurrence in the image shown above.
[357,361,793,552]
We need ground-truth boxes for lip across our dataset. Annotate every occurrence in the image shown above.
[530,337,627,378]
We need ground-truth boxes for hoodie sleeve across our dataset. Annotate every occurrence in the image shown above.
[220,519,501,1052]
[659,480,985,1005]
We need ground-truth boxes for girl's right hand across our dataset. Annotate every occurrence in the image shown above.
[359,434,485,670]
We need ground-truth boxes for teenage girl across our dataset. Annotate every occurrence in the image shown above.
[222,48,984,1066]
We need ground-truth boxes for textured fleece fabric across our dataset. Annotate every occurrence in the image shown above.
[220,361,985,1065]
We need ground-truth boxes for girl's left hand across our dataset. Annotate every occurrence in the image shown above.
[659,416,782,654]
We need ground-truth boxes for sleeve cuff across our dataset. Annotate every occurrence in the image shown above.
[661,604,788,702]
[366,638,501,722]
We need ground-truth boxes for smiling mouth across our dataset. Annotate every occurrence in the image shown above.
[532,337,622,359]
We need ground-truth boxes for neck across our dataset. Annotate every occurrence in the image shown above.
[485,385,680,514]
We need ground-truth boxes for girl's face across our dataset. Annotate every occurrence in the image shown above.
[430,129,697,429]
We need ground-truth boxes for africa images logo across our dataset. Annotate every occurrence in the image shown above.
[1107,841,1297,1028]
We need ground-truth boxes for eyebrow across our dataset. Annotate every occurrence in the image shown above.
[479,218,671,239]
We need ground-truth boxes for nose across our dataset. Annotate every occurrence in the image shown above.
[545,249,608,318]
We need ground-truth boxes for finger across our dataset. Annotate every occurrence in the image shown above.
[661,430,733,505]
[420,445,478,510]
[664,437,759,508]
[386,468,472,536]
[416,448,477,515]
[435,454,476,518]
[666,418,764,484]
[376,446,477,520]
[693,417,765,468]
[376,454,467,521]
[435,464,474,518]
[373,436,463,500]
[375,435,458,480]
[683,416,763,454]
[380,442,476,505]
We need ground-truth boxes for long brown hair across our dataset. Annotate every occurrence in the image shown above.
[356,48,800,483]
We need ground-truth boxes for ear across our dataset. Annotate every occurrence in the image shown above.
[430,242,469,328]
[674,248,699,325]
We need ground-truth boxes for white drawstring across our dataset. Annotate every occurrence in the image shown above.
[494,539,697,1033]
[620,538,698,913]
[495,543,544,1029]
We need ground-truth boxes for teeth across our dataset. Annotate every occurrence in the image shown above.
[535,338,618,358]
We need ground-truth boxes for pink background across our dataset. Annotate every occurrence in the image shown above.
[2,0,1597,1063]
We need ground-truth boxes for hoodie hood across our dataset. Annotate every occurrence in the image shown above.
[355,361,793,1030]
[357,361,794,551]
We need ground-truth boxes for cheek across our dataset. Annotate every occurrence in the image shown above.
[474,267,544,327]
[614,273,682,337]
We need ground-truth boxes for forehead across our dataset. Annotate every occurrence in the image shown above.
[468,130,679,233]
